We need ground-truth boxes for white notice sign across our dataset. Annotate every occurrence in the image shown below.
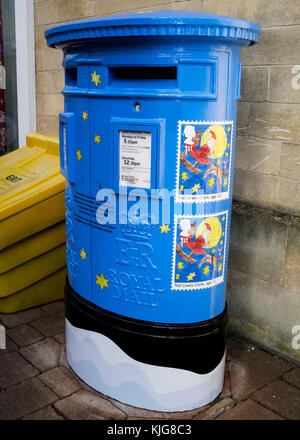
[119,130,152,189]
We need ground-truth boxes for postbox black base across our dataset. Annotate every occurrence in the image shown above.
[65,279,228,376]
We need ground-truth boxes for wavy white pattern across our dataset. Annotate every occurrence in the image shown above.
[66,319,225,412]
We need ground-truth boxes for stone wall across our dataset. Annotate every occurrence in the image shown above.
[34,0,300,362]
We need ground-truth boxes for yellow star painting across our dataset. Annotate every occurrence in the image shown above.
[187,272,196,281]
[160,224,170,234]
[91,71,101,87]
[80,249,87,260]
[76,150,82,161]
[96,273,109,291]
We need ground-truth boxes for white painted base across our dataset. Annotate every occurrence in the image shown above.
[66,319,225,412]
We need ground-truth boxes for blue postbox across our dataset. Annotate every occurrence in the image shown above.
[46,11,260,412]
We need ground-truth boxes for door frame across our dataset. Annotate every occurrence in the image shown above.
[14,0,36,147]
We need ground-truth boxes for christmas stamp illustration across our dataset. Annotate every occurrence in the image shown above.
[171,211,228,290]
[175,121,234,202]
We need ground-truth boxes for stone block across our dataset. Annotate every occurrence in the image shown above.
[235,136,281,176]
[202,0,300,27]
[227,270,300,362]
[240,66,268,102]
[280,143,300,180]
[233,169,280,209]
[236,101,250,135]
[247,102,300,143]
[35,0,57,26]
[278,178,300,215]
[96,0,171,15]
[35,25,49,50]
[56,0,97,21]
[36,93,64,117]
[164,0,203,12]
[36,115,59,137]
[36,48,63,72]
[285,225,300,292]
[229,209,287,285]
[269,65,300,104]
[136,1,203,13]
[36,70,64,94]
[241,27,300,66]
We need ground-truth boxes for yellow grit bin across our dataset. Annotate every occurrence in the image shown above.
[0,133,66,250]
[0,244,66,298]
[0,222,66,273]
[0,268,67,314]
[0,133,67,313]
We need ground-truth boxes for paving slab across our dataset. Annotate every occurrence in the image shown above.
[0,352,38,390]
[106,396,210,420]
[58,344,70,369]
[0,336,17,356]
[193,398,234,420]
[0,308,47,328]
[217,399,284,420]
[251,379,300,420]
[23,406,64,420]
[41,301,65,316]
[20,338,60,372]
[226,338,249,362]
[31,312,65,337]
[0,378,57,420]
[0,305,298,423]
[54,390,126,420]
[283,368,300,389]
[7,325,44,347]
[39,367,82,398]
[229,347,291,401]
[53,332,66,345]
[218,370,232,399]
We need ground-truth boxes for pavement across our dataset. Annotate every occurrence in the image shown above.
[0,300,299,420]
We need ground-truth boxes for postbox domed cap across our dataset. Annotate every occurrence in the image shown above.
[45,10,261,48]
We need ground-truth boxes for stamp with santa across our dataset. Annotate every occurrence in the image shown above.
[171,211,228,290]
[175,121,234,203]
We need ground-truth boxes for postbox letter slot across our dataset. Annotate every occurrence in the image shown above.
[65,68,78,86]
[109,66,177,89]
